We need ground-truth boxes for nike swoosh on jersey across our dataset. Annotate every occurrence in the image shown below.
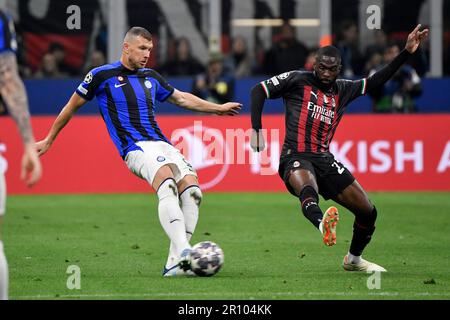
[114,83,127,88]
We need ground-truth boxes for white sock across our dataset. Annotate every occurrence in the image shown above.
[318,222,323,234]
[348,252,362,264]
[165,186,202,268]
[157,179,190,267]
[165,243,177,269]
[0,241,8,300]
[180,186,201,241]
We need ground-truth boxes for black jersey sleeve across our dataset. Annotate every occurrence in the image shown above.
[251,71,300,130]
[250,83,267,130]
[259,71,298,99]
[365,49,412,93]
[336,78,367,105]
[336,49,412,106]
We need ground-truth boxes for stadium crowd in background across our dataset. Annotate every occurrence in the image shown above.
[8,0,450,114]
[16,20,436,81]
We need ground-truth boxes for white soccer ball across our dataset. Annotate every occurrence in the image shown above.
[190,241,224,277]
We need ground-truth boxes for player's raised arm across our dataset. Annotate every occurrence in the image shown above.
[167,88,241,115]
[365,24,429,94]
[35,93,87,156]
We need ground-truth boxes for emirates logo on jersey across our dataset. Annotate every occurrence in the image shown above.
[307,101,334,125]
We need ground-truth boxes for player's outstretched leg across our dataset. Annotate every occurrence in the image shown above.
[164,174,201,276]
[289,169,339,246]
[153,167,192,277]
[179,185,201,241]
[299,186,339,246]
[342,206,385,272]
[334,181,386,272]
[163,180,201,277]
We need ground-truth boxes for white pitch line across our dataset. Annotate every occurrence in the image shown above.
[13,291,450,299]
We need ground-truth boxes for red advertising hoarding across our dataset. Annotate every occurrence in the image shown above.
[1,115,449,194]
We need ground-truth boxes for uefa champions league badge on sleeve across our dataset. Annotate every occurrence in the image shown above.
[84,72,93,84]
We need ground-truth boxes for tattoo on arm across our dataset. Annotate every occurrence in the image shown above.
[0,52,34,144]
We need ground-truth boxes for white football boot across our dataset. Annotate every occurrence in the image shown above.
[163,248,195,277]
[342,254,387,272]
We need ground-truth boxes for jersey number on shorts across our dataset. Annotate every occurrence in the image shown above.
[332,161,345,174]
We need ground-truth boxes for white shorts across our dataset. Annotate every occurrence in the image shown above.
[124,141,197,186]
[0,172,5,216]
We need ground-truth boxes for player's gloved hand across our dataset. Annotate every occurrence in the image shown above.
[250,129,266,152]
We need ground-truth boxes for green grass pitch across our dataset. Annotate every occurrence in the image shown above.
[3,192,450,300]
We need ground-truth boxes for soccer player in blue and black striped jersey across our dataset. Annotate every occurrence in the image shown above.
[0,9,42,300]
[36,27,241,277]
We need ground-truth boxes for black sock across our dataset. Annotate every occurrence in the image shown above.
[349,207,377,256]
[299,186,323,230]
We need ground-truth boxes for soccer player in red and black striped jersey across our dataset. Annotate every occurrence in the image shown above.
[250,25,428,272]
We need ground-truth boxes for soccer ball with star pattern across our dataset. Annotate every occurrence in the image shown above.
[189,241,224,277]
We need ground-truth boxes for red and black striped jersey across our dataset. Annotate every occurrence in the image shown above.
[260,71,367,155]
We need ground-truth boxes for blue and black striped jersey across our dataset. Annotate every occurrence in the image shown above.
[76,61,174,158]
[0,10,17,53]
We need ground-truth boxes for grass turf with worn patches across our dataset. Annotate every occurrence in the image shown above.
[4,192,450,300]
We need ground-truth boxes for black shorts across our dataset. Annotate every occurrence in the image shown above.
[278,152,355,200]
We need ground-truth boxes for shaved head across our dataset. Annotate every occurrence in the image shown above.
[316,46,341,65]
[124,27,152,43]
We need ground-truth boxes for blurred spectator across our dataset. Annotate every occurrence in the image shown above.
[34,53,67,78]
[48,42,79,76]
[364,52,383,76]
[303,47,318,71]
[160,37,205,76]
[191,52,234,105]
[14,26,32,78]
[365,29,388,58]
[335,21,364,77]
[263,21,309,75]
[224,35,252,78]
[368,43,422,113]
[84,50,106,74]
[364,29,388,73]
